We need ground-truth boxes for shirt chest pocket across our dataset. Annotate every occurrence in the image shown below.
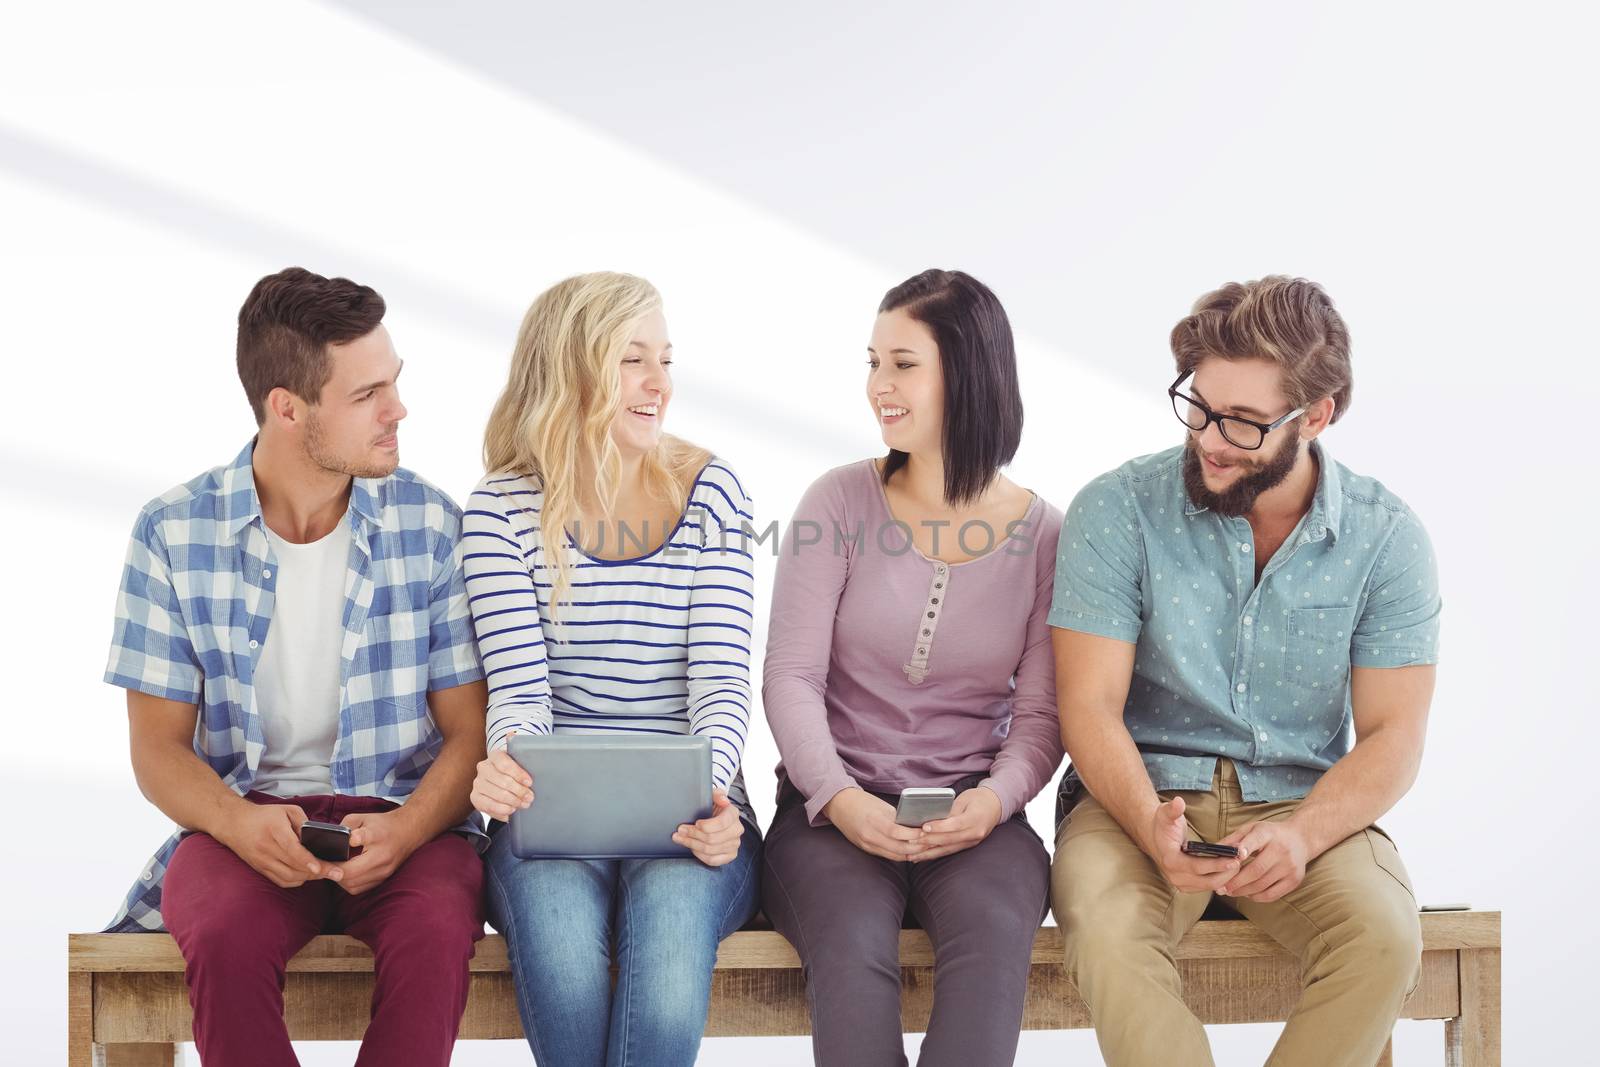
[358,608,431,703]
[1286,605,1358,699]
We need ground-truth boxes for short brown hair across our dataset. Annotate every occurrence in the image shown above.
[236,267,386,424]
[1170,276,1352,423]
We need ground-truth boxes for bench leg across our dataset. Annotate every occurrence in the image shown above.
[69,973,92,1067]
[1444,948,1501,1066]
[97,1044,180,1066]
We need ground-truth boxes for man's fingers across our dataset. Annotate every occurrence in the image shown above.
[1183,869,1241,893]
[1248,875,1300,904]
[1220,822,1268,857]
[1178,853,1241,877]
[1225,862,1278,898]
[264,858,307,887]
[283,806,309,830]
[271,820,323,875]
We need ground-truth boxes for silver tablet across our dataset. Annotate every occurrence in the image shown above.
[505,734,713,859]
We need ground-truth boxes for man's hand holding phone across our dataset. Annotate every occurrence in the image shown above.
[216,801,340,888]
[1215,819,1312,903]
[1144,796,1246,894]
[328,809,424,895]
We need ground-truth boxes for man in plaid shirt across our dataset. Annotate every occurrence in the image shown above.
[103,267,488,1066]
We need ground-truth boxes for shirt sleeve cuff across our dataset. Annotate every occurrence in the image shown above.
[975,777,1020,822]
[803,776,859,827]
[1349,647,1441,668]
[104,670,202,706]
[1046,610,1141,641]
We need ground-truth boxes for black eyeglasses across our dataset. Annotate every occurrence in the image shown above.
[1168,370,1304,451]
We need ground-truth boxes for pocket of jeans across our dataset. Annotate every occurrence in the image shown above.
[1363,825,1416,901]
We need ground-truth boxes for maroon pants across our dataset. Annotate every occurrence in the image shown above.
[161,793,485,1067]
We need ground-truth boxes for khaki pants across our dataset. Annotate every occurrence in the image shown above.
[1051,760,1421,1067]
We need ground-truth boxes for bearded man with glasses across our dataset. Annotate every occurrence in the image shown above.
[1046,276,1441,1067]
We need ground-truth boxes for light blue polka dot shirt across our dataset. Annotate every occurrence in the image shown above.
[1049,442,1441,803]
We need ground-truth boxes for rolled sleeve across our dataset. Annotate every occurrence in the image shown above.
[104,513,203,703]
[1351,510,1441,667]
[1047,474,1145,642]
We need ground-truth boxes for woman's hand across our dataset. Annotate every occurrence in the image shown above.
[674,789,744,867]
[470,736,533,821]
[823,788,923,861]
[904,786,1004,863]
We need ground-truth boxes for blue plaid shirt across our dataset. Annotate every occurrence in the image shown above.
[103,441,485,932]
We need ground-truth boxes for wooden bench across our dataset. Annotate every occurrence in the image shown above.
[68,910,1499,1066]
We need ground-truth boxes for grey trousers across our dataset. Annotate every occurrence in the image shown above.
[760,783,1049,1067]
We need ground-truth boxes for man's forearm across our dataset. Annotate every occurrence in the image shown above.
[390,731,483,843]
[131,739,252,840]
[1287,724,1422,858]
[1065,711,1164,855]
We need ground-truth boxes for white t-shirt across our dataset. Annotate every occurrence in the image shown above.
[252,518,352,798]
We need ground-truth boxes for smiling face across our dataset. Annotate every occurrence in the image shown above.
[608,308,673,459]
[1179,355,1306,515]
[867,308,944,457]
[296,324,407,479]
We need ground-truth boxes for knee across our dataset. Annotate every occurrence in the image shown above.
[797,915,901,986]
[164,882,292,968]
[937,892,1045,961]
[375,916,479,971]
[1320,903,1422,994]
[1058,887,1166,973]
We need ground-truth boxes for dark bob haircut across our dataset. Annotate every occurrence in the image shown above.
[878,269,1023,505]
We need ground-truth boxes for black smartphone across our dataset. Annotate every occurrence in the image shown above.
[1181,840,1240,859]
[300,820,352,862]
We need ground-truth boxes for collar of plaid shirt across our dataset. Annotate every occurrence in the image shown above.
[103,440,486,931]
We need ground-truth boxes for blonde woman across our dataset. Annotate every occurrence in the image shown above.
[463,273,759,1067]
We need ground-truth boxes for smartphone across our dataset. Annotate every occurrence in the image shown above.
[895,787,956,828]
[1181,840,1240,859]
[299,820,352,862]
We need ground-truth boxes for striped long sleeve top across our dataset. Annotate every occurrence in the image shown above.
[462,459,755,809]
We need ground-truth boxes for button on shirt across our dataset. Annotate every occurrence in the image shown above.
[102,440,485,931]
[1049,442,1441,802]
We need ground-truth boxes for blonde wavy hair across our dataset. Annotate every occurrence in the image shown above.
[484,272,709,615]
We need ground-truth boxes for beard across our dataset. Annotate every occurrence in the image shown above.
[1181,426,1299,517]
[305,409,399,479]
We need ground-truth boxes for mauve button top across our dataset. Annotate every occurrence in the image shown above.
[763,460,1066,825]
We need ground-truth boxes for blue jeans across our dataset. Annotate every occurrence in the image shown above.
[485,821,761,1067]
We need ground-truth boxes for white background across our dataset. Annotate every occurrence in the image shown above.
[2,2,1593,1063]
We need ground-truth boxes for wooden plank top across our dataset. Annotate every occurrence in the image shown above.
[68,910,1499,973]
